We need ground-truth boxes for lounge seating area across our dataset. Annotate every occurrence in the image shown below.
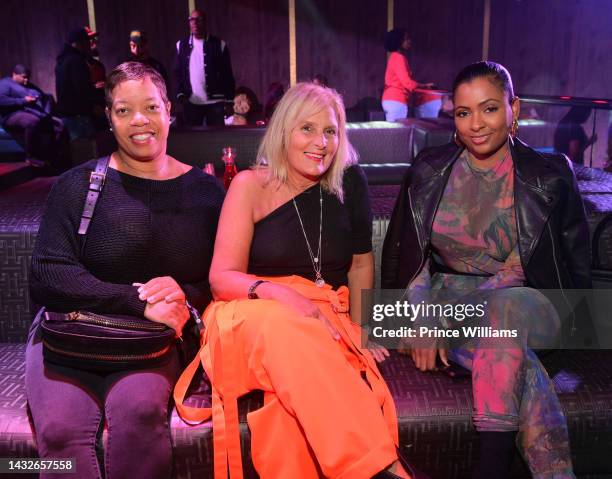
[1,121,612,478]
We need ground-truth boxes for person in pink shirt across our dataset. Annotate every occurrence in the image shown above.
[381,29,433,121]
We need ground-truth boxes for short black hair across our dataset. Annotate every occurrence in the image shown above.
[384,28,407,53]
[105,62,168,108]
[12,64,30,76]
[452,61,515,100]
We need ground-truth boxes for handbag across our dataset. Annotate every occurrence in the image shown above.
[41,310,176,371]
[39,156,177,371]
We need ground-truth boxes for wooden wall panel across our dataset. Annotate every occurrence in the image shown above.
[393,0,484,91]
[196,0,289,105]
[295,0,387,108]
[0,0,88,95]
[489,0,576,96]
[489,0,612,99]
[93,0,186,96]
[2,0,612,113]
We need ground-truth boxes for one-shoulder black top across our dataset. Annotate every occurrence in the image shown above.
[248,165,372,289]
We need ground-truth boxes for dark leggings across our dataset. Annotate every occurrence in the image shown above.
[25,315,180,479]
[3,111,67,164]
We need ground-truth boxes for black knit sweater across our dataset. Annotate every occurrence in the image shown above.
[30,159,225,315]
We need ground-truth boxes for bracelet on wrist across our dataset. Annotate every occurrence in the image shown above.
[248,280,269,299]
[185,300,204,332]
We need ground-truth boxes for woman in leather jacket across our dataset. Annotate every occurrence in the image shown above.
[381,61,589,479]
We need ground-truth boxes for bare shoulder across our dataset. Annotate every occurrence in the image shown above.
[230,168,273,195]
[229,168,289,222]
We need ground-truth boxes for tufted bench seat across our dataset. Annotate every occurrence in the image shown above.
[1,166,612,477]
[1,344,611,478]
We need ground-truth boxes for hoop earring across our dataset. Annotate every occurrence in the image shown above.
[453,130,463,147]
[510,118,519,137]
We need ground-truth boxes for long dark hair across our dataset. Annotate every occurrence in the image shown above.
[234,86,262,124]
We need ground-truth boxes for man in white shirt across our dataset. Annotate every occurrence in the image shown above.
[174,9,235,126]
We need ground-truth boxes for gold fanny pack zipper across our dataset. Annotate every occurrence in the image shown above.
[42,340,172,362]
[67,311,168,332]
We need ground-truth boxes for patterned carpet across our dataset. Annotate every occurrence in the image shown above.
[0,344,611,478]
[1,165,612,477]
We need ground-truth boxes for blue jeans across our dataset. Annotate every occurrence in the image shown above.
[414,99,442,119]
[25,313,180,479]
[381,100,408,122]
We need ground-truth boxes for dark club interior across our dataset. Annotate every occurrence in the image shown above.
[1,1,611,478]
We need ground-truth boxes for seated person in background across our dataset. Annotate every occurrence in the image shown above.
[224,86,261,125]
[382,61,589,478]
[0,64,68,169]
[26,62,225,479]
[263,81,284,122]
[437,93,454,119]
[554,105,596,166]
[127,30,169,86]
[202,82,428,478]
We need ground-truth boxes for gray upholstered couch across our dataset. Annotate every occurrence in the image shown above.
[1,125,612,478]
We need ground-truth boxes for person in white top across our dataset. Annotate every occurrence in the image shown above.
[173,9,235,126]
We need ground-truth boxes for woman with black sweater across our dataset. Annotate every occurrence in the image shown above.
[26,62,224,479]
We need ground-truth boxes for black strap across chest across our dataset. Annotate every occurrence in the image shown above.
[78,156,110,236]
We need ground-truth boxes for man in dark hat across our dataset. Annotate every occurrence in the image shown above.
[55,27,101,139]
[127,30,168,86]
[173,9,235,126]
[0,64,69,168]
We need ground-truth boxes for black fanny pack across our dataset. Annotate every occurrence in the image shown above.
[40,310,176,371]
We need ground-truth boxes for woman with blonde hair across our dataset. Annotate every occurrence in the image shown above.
[179,82,427,478]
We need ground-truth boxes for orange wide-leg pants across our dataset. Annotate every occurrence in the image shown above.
[175,276,399,479]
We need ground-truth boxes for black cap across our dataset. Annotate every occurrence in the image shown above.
[129,30,148,45]
[67,27,89,44]
[12,64,30,76]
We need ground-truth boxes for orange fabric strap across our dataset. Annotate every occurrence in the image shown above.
[173,275,398,478]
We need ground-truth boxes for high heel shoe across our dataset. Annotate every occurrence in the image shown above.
[371,447,431,479]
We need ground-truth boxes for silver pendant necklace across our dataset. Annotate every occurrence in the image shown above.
[292,185,325,287]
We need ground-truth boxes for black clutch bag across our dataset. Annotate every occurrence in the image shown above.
[40,310,176,372]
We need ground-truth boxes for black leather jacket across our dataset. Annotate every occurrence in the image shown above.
[381,138,592,291]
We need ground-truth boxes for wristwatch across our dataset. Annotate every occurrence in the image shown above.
[248,280,268,299]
